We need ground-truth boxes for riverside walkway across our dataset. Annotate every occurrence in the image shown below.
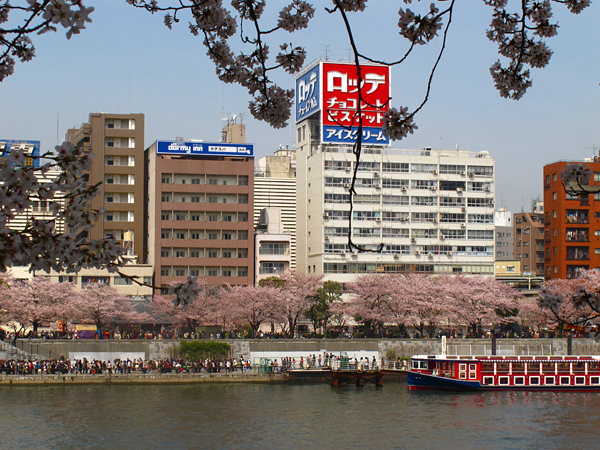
[0,370,285,386]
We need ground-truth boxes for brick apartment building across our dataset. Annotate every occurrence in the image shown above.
[66,113,145,259]
[544,159,600,279]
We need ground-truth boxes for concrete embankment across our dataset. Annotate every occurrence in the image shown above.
[0,371,285,386]
[12,337,591,363]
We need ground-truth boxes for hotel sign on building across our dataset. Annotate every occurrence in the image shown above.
[295,61,391,146]
[156,141,253,157]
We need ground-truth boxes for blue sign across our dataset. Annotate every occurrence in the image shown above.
[156,141,253,157]
[322,126,389,145]
[0,139,41,167]
[296,64,320,122]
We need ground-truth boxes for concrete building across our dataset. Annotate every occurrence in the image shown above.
[296,141,496,283]
[66,113,145,259]
[513,211,545,276]
[254,148,297,269]
[255,208,292,283]
[6,170,66,234]
[544,159,600,279]
[8,264,154,301]
[494,208,514,261]
[145,140,255,289]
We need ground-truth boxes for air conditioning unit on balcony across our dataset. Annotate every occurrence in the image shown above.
[461,223,466,228]
[414,251,421,255]
[461,207,467,212]
[457,187,463,192]
[430,186,437,191]
[484,186,491,192]
[375,217,381,222]
[460,171,466,176]
[374,184,381,189]
[428,253,434,258]
[432,170,438,175]
[324,236,330,241]
[323,212,329,218]
[401,217,409,222]
[411,237,416,243]
[373,172,380,178]
[343,183,350,188]
[393,253,399,259]
[446,251,453,256]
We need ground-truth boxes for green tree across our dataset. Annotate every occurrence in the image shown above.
[305,281,342,336]
[179,341,231,360]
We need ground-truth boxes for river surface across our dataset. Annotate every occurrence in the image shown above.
[2,381,600,449]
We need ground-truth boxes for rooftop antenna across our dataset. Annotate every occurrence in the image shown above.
[321,44,331,61]
[56,112,59,145]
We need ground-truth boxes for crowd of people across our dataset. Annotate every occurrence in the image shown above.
[0,355,255,376]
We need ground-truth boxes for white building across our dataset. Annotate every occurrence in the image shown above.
[296,143,496,283]
[254,149,297,269]
[254,208,292,283]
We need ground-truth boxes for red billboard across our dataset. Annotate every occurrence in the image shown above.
[321,61,391,145]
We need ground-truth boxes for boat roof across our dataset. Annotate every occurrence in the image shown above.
[411,355,600,361]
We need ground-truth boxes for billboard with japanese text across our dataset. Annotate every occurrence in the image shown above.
[0,139,41,167]
[156,141,253,157]
[321,62,390,145]
[296,64,320,122]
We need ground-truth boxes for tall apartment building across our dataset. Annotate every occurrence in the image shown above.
[254,148,297,269]
[145,140,255,289]
[494,208,514,260]
[513,211,544,276]
[296,143,496,283]
[544,159,600,279]
[255,208,292,282]
[66,113,145,259]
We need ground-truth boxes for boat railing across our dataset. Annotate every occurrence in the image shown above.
[447,344,552,357]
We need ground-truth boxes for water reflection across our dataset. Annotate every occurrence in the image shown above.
[2,384,600,449]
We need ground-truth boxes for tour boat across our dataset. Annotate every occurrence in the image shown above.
[407,353,600,391]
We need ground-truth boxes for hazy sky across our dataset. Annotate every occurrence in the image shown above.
[1,1,598,213]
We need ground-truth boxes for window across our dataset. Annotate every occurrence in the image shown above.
[174,267,187,277]
[161,211,171,221]
[190,249,201,258]
[160,248,171,257]
[260,243,286,255]
[174,230,187,239]
[260,262,286,274]
[238,268,248,277]
[191,213,201,221]
[208,196,218,203]
[82,276,110,285]
[208,250,219,258]
[207,268,219,277]
[161,230,171,239]
[114,276,132,286]
[190,231,201,239]
[160,267,170,276]
[208,231,219,240]
[191,196,201,203]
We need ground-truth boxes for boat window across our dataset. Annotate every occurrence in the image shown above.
[498,376,509,385]
[497,362,509,373]
[481,362,494,374]
[544,376,555,385]
[560,376,570,385]
[529,376,540,385]
[514,377,525,385]
[557,362,570,374]
[412,361,419,369]
[590,376,600,385]
[575,376,585,385]
[469,364,477,372]
[420,361,428,369]
[482,376,494,385]
[459,363,466,372]
[573,362,585,374]
[541,362,554,373]
[526,362,539,373]
[512,362,525,374]
[589,361,600,373]
[459,370,467,379]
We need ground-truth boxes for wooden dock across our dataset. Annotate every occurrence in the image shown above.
[330,370,383,387]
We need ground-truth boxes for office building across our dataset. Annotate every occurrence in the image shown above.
[494,208,514,261]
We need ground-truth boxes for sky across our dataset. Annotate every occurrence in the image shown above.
[1,1,599,214]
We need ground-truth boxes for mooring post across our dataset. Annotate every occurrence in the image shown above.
[491,334,497,356]
[567,332,573,356]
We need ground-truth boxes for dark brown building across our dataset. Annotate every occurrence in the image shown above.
[513,212,544,276]
[66,113,145,259]
[145,140,255,289]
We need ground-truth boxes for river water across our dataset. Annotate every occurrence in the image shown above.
[2,382,600,449]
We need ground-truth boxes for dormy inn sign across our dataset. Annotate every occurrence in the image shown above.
[295,61,391,146]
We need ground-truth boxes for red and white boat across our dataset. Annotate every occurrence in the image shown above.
[407,353,600,391]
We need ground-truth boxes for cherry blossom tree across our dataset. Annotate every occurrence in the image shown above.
[220,284,284,338]
[0,277,76,333]
[537,269,600,336]
[346,273,396,337]
[442,275,520,335]
[274,270,322,337]
[74,282,148,333]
